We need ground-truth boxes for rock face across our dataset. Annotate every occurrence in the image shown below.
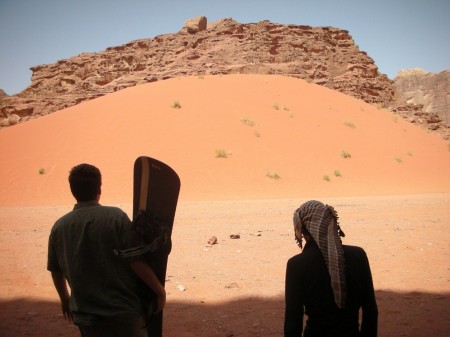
[394,69,449,126]
[0,18,405,127]
[182,16,208,34]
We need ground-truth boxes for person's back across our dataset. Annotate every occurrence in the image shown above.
[284,200,378,337]
[286,243,377,336]
[49,201,143,325]
[47,163,166,337]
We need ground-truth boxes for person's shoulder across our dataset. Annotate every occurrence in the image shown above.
[288,253,303,263]
[98,205,130,221]
[287,253,303,272]
[343,245,369,261]
[100,205,126,213]
[288,245,319,266]
[98,205,128,215]
[343,245,366,254]
[51,209,76,229]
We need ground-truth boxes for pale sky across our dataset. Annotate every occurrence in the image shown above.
[0,0,449,95]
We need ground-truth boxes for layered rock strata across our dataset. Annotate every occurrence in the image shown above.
[394,69,449,132]
[0,17,409,129]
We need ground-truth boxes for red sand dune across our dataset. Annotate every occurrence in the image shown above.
[1,75,450,337]
[0,74,449,206]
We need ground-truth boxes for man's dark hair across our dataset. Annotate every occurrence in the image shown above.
[69,164,101,202]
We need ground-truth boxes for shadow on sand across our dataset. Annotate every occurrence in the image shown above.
[0,290,448,337]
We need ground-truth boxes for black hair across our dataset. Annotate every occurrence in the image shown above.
[68,164,101,202]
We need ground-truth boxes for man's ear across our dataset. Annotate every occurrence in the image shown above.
[96,187,102,202]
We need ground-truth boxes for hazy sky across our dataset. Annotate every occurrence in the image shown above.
[0,0,449,95]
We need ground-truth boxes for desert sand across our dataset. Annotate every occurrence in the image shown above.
[0,75,449,336]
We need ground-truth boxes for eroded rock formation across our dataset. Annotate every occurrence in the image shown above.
[394,69,449,129]
[2,17,445,137]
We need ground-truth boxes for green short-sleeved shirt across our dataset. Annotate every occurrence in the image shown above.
[47,201,145,326]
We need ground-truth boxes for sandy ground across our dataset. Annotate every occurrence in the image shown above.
[0,75,449,336]
[0,194,449,336]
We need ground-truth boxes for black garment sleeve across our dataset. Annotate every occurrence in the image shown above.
[284,258,304,337]
[359,250,378,337]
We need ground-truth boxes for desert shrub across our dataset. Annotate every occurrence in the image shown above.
[341,150,351,159]
[172,101,181,109]
[266,172,281,180]
[323,175,330,182]
[334,170,342,177]
[374,103,383,110]
[240,116,255,126]
[215,149,229,158]
[39,168,45,175]
[272,103,280,110]
[394,156,403,163]
[344,120,356,128]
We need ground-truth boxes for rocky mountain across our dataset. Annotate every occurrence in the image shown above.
[0,17,447,137]
[393,69,449,130]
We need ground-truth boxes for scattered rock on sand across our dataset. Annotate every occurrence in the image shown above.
[176,284,186,292]
[207,236,218,245]
[225,282,239,289]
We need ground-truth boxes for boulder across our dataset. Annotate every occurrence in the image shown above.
[182,16,207,34]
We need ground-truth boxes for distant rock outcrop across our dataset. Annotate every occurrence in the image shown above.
[1,17,444,137]
[182,16,208,34]
[0,89,6,106]
[393,69,449,136]
[0,18,395,127]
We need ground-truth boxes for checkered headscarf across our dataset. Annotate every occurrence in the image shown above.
[293,200,347,309]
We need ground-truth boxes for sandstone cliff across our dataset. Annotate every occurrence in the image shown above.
[0,18,395,127]
[394,69,449,126]
[0,17,439,135]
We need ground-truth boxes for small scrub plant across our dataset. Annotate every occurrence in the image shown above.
[323,174,330,182]
[394,156,403,163]
[38,168,45,175]
[172,100,182,109]
[198,75,205,80]
[407,151,413,157]
[253,129,261,138]
[374,103,383,110]
[344,120,356,128]
[272,103,280,111]
[240,116,256,126]
[215,149,229,158]
[266,172,281,180]
[283,105,290,111]
[341,150,352,159]
[334,170,342,177]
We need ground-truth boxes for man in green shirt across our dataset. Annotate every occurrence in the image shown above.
[48,163,164,337]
